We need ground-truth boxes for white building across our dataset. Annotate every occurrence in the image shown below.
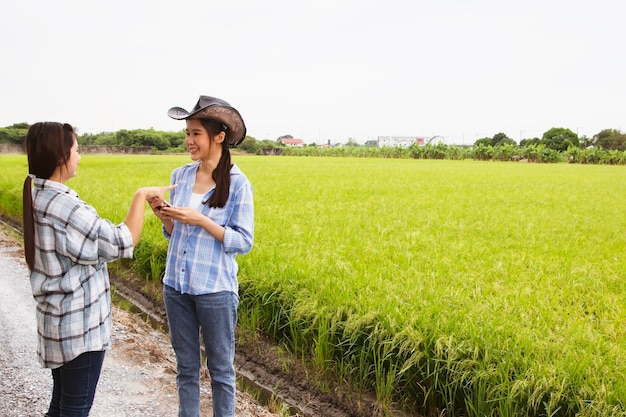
[377,136,427,148]
[377,136,447,147]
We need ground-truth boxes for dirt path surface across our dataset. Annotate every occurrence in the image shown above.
[0,224,373,417]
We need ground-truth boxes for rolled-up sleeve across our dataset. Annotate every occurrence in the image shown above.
[223,179,254,254]
[65,204,134,264]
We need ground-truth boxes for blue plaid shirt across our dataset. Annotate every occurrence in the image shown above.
[30,179,134,368]
[162,162,254,295]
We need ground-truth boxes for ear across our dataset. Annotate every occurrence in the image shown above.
[215,132,226,144]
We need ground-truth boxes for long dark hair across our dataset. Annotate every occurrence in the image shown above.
[199,118,232,208]
[22,122,75,270]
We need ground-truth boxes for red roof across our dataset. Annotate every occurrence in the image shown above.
[280,138,305,145]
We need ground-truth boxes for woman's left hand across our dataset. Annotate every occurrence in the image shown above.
[160,206,204,226]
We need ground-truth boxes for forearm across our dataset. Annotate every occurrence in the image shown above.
[124,190,147,246]
[200,216,225,242]
[162,218,174,236]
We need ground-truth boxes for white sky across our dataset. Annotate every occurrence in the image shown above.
[1,0,624,145]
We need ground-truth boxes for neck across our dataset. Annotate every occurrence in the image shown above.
[48,168,66,184]
[199,151,222,174]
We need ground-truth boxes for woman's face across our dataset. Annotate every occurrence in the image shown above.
[61,139,81,181]
[185,119,224,161]
[185,119,210,161]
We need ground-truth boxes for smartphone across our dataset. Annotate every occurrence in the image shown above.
[156,200,171,210]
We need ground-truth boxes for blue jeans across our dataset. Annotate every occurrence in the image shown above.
[164,285,239,417]
[46,350,106,417]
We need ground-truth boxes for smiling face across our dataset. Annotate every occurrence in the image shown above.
[185,119,225,162]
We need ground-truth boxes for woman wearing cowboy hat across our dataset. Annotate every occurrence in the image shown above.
[150,95,254,417]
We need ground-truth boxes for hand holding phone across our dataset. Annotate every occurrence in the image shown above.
[156,200,171,211]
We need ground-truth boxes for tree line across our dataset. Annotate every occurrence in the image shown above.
[282,127,626,165]
[1,123,625,158]
[0,122,282,153]
[473,127,626,152]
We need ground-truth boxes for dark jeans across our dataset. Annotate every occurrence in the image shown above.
[46,350,106,417]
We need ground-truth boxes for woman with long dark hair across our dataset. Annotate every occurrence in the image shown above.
[150,96,254,417]
[22,121,173,417]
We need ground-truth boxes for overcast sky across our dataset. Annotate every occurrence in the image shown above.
[1,0,624,145]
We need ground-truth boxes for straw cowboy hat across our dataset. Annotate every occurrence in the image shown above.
[168,95,247,146]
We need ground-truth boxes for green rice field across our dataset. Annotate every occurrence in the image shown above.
[1,154,626,416]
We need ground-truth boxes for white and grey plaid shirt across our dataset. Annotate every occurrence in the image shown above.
[30,178,133,368]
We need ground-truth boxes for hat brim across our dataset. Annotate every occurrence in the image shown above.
[167,107,193,120]
[167,102,247,147]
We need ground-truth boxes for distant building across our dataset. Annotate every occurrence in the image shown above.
[377,136,427,148]
[279,138,306,147]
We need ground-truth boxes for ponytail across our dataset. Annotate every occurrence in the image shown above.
[209,140,232,208]
[22,174,35,271]
[198,119,232,208]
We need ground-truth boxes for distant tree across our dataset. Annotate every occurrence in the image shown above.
[497,137,517,146]
[579,135,593,148]
[93,133,117,146]
[238,136,261,154]
[261,139,278,149]
[593,129,626,151]
[0,129,16,144]
[540,127,579,151]
[474,133,516,147]
[474,137,491,147]
[0,124,28,144]
[491,132,516,146]
[135,129,169,150]
[364,140,378,147]
[520,137,541,147]
[7,122,29,130]
[345,138,359,147]
[78,133,98,145]
[164,131,185,149]
[116,130,134,146]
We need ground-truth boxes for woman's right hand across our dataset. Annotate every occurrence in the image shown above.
[125,185,177,245]
[141,185,176,220]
